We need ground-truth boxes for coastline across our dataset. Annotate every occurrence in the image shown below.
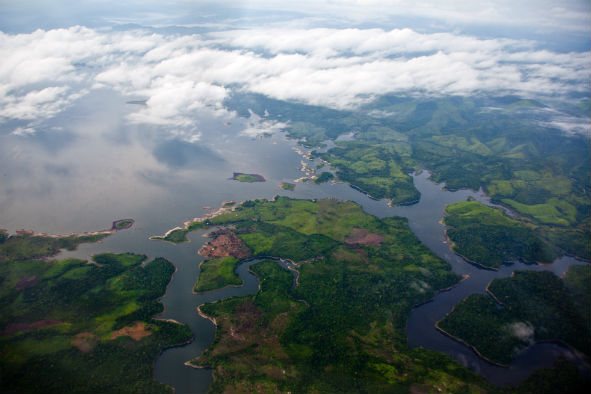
[150,202,241,243]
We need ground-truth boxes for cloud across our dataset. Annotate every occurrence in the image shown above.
[503,321,535,345]
[0,25,588,138]
[240,110,288,137]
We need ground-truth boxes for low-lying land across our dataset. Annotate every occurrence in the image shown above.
[0,231,192,394]
[279,182,295,191]
[437,268,591,366]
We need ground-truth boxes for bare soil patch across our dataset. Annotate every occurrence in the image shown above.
[110,322,152,341]
[71,332,99,352]
[344,228,383,246]
[198,229,251,260]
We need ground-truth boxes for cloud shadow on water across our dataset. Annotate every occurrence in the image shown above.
[152,138,224,169]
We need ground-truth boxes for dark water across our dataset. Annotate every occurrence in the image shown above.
[7,95,588,392]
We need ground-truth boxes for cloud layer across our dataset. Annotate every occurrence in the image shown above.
[0,25,589,136]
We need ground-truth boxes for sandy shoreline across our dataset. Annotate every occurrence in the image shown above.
[150,201,241,243]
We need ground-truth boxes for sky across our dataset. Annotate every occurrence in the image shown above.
[0,0,589,141]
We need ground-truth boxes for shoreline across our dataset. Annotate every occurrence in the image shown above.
[150,202,242,243]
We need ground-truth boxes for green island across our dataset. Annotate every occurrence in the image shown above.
[443,201,557,269]
[313,171,334,184]
[112,219,134,230]
[437,268,591,366]
[232,172,266,183]
[0,230,192,394]
[187,197,501,393]
[279,182,295,191]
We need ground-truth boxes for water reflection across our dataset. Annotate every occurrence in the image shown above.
[152,139,224,168]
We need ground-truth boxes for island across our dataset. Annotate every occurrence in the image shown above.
[279,182,295,191]
[112,218,134,230]
[232,172,266,183]
[313,171,334,184]
[0,229,192,393]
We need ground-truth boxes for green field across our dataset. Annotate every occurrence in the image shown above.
[0,232,192,393]
[437,269,591,365]
[194,257,243,293]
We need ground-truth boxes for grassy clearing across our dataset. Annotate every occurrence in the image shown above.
[194,257,243,293]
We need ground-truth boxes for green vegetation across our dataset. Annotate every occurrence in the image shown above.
[233,173,266,183]
[229,93,589,257]
[443,201,555,269]
[313,171,334,184]
[563,265,591,332]
[280,182,296,191]
[188,197,498,393]
[319,141,419,204]
[0,233,192,394]
[226,94,589,251]
[516,357,589,394]
[194,257,243,293]
[151,228,190,244]
[151,220,208,244]
[438,270,590,365]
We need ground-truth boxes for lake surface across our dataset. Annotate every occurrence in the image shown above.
[5,97,588,392]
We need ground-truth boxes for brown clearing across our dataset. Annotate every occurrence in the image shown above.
[197,300,292,393]
[71,332,99,353]
[15,275,38,290]
[3,319,63,334]
[344,228,383,246]
[110,321,152,341]
[198,229,251,260]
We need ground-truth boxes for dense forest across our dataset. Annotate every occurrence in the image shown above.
[0,232,192,393]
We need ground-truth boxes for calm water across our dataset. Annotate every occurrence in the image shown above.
[5,95,588,392]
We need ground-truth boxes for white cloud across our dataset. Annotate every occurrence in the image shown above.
[504,321,535,345]
[0,25,588,137]
[240,110,288,137]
